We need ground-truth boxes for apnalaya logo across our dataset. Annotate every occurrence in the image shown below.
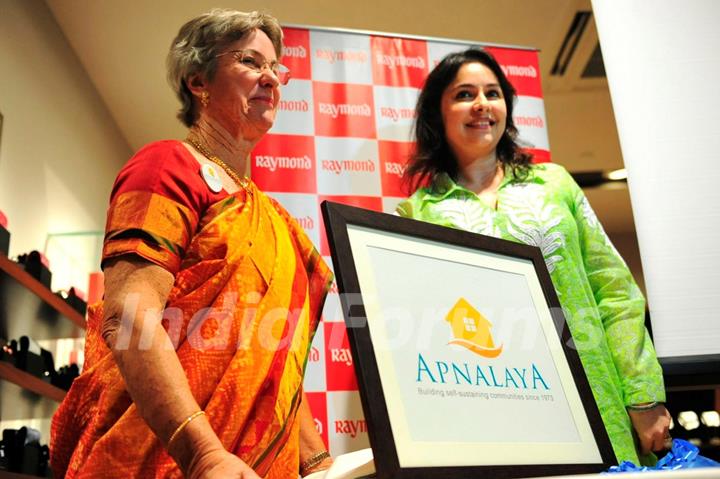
[445,297,503,358]
[415,297,549,391]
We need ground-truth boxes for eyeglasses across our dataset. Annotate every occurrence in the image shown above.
[216,49,291,85]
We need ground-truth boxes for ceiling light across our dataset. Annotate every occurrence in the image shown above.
[605,168,627,181]
[678,411,700,431]
[701,411,720,427]
[669,417,674,430]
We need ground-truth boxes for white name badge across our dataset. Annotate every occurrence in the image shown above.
[201,163,223,193]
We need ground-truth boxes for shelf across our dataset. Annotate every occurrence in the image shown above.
[0,362,65,403]
[0,471,46,479]
[0,254,85,330]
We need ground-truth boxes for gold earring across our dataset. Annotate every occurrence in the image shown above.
[200,91,209,107]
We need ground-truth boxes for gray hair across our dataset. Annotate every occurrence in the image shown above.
[167,9,283,127]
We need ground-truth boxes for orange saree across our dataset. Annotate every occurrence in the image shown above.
[50,141,332,478]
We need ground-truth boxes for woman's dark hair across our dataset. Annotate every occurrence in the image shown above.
[405,48,532,191]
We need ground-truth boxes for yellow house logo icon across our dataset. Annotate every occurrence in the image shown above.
[445,298,503,358]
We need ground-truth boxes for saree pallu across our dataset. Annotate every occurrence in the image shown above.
[51,178,332,478]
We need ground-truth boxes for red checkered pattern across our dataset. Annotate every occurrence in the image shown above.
[252,27,549,455]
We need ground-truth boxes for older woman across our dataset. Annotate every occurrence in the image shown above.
[51,10,332,479]
[397,48,671,465]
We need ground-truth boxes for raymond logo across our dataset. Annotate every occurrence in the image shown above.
[324,321,359,391]
[281,28,311,79]
[309,346,320,362]
[500,64,538,78]
[515,115,545,128]
[445,298,503,358]
[378,141,412,197]
[282,44,307,59]
[317,102,372,119]
[255,154,312,172]
[485,47,543,98]
[313,83,376,138]
[375,53,425,69]
[278,99,309,112]
[321,159,375,175]
[330,347,353,366]
[250,134,316,193]
[334,419,367,438]
[315,48,369,64]
[371,36,429,88]
[379,106,415,122]
[384,161,405,177]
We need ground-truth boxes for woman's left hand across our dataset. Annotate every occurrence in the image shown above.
[627,404,672,454]
[187,448,260,479]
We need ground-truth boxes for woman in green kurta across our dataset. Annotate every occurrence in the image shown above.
[396,48,670,465]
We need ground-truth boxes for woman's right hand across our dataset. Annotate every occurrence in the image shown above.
[187,448,260,479]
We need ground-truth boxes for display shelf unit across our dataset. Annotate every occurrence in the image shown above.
[0,363,65,403]
[0,255,85,330]
[0,252,84,471]
[0,470,45,478]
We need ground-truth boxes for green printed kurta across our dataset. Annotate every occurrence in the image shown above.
[397,163,665,464]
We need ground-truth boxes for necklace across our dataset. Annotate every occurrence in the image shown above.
[186,135,249,190]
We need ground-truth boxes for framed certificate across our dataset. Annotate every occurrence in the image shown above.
[321,201,615,479]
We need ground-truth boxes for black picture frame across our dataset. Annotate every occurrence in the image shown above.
[321,200,615,479]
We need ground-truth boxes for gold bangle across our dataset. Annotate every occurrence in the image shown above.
[167,410,205,449]
[299,450,331,476]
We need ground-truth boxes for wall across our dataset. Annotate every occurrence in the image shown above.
[0,0,130,291]
[593,0,720,360]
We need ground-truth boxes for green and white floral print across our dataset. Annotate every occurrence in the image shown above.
[502,183,565,273]
[397,163,665,465]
